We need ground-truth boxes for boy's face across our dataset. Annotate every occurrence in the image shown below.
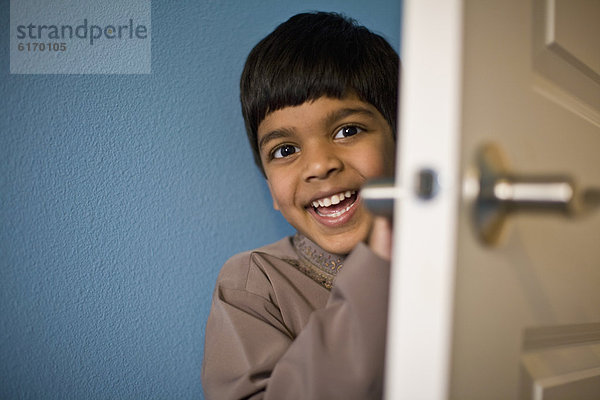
[257,95,395,254]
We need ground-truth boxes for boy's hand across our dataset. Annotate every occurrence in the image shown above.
[368,217,393,261]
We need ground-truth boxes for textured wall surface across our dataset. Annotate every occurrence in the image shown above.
[0,1,401,398]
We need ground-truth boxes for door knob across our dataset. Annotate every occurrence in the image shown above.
[468,143,600,245]
[362,144,600,246]
[362,170,438,217]
[361,177,402,219]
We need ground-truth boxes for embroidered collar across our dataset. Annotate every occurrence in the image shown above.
[291,233,346,290]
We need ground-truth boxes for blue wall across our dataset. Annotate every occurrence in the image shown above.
[0,1,401,398]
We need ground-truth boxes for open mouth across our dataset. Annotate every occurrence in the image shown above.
[307,190,359,219]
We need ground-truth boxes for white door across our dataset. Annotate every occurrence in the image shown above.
[385,0,600,399]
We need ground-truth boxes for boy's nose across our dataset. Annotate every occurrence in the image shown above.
[302,145,343,181]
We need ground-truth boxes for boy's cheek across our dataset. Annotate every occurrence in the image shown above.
[266,180,280,211]
[359,149,395,178]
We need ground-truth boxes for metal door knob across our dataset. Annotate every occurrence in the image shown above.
[361,177,402,218]
[361,170,438,217]
[362,144,600,246]
[468,143,600,245]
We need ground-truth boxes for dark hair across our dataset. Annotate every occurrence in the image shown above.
[240,11,400,174]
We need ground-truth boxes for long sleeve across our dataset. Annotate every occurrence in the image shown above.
[265,243,389,399]
[202,241,390,400]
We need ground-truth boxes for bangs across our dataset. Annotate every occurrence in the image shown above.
[242,43,357,134]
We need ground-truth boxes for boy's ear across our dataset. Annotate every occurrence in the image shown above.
[266,180,280,211]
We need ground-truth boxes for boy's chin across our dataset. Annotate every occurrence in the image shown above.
[296,208,374,255]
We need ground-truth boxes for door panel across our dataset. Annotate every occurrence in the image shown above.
[544,0,600,80]
[532,0,600,129]
[385,1,600,399]
[520,324,600,400]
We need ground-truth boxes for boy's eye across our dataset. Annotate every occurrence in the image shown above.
[334,125,363,139]
[273,144,300,159]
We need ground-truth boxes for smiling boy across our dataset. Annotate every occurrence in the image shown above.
[202,12,399,399]
[259,95,395,255]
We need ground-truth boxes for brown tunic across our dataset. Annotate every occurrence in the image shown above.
[202,234,390,399]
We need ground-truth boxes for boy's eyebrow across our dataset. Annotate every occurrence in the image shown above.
[258,129,293,153]
[324,106,376,127]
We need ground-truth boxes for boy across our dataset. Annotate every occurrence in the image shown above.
[202,12,399,399]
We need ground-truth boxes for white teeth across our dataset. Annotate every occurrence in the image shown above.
[311,190,356,209]
[316,201,357,218]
